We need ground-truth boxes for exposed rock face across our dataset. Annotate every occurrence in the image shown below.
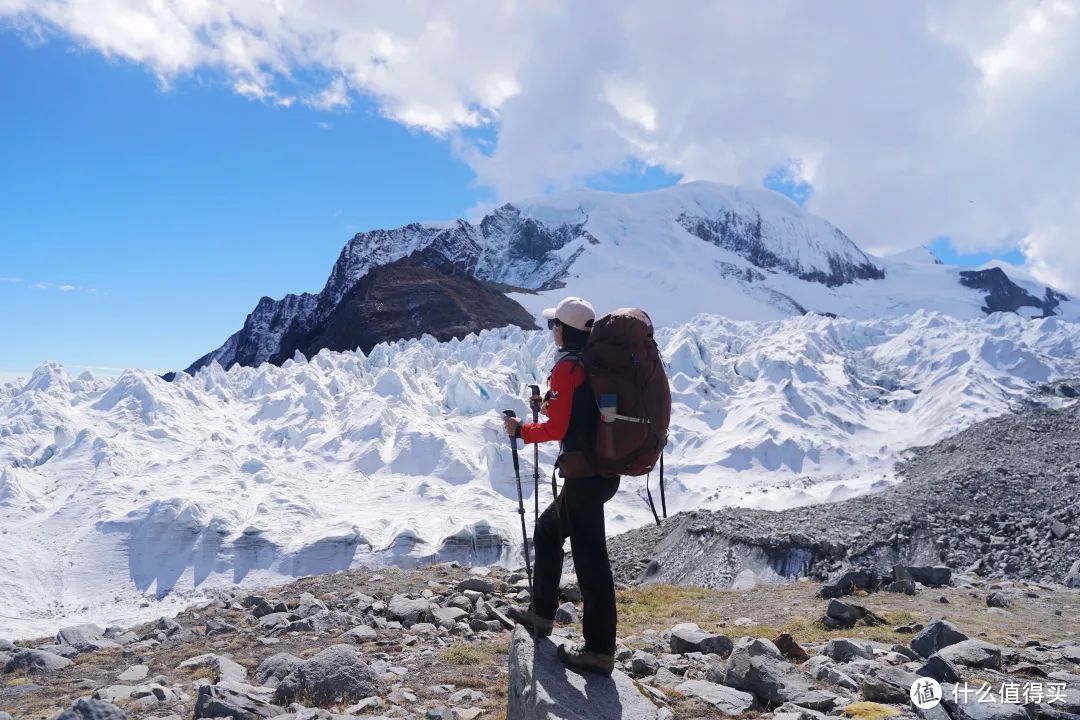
[506,626,659,720]
[270,256,537,363]
[272,644,381,706]
[959,267,1068,318]
[677,210,884,287]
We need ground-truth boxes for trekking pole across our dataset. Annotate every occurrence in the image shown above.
[529,385,541,524]
[503,410,534,590]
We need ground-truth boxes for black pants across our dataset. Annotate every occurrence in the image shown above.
[531,474,620,654]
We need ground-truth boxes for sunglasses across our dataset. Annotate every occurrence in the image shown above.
[547,318,561,330]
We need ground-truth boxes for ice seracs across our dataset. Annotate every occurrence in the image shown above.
[2,311,1079,639]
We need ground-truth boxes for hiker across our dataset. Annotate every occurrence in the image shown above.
[501,296,620,676]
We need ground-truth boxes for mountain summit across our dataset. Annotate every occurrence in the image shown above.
[186,182,1074,374]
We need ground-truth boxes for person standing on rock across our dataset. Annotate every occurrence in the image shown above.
[502,296,619,676]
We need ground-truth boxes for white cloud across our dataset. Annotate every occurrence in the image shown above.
[20,280,97,293]
[3,0,1079,293]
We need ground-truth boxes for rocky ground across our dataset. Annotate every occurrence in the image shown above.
[608,383,1080,590]
[3,560,1079,720]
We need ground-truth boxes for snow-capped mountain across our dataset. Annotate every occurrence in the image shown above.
[3,311,1080,638]
[189,181,1077,374]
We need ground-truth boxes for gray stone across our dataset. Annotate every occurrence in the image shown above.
[823,599,885,629]
[205,617,237,636]
[4,647,74,672]
[861,665,919,703]
[669,626,734,657]
[775,702,831,720]
[937,639,1003,670]
[55,698,129,720]
[341,624,378,643]
[555,602,578,623]
[559,574,583,603]
[117,664,149,682]
[630,650,660,677]
[92,685,135,702]
[724,636,838,710]
[942,692,1030,720]
[297,592,329,618]
[274,644,382,706]
[177,653,248,683]
[0,639,14,651]
[675,679,754,715]
[455,577,498,595]
[388,594,435,624]
[36,643,81,658]
[56,623,106,651]
[256,652,303,688]
[258,612,290,629]
[912,619,970,658]
[432,606,469,628]
[823,638,874,663]
[506,626,659,719]
[986,592,1011,608]
[289,609,359,632]
[918,654,961,683]
[194,681,284,719]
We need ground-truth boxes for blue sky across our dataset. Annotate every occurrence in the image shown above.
[0,32,1024,378]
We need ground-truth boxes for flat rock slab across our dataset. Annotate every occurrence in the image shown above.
[675,679,754,716]
[507,626,659,719]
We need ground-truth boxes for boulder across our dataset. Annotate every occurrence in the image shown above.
[194,682,285,719]
[296,592,329,618]
[559,574,583,603]
[506,626,660,719]
[341,625,378,643]
[675,679,755,715]
[388,595,435,624]
[92,685,134,702]
[903,566,952,587]
[56,623,106,651]
[255,652,304,688]
[823,638,874,663]
[117,664,149,682]
[432,607,469,628]
[724,637,838,710]
[555,602,578,624]
[911,619,969,659]
[55,698,129,720]
[918,655,961,684]
[822,600,886,629]
[177,653,248,683]
[669,625,734,657]
[630,650,660,678]
[819,568,881,598]
[942,693,1030,720]
[289,610,359,632]
[861,665,919,703]
[274,644,382,706]
[455,577,498,595]
[4,648,74,673]
[936,640,1003,670]
[986,592,1011,609]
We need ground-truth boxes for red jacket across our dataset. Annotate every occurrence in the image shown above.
[520,354,587,445]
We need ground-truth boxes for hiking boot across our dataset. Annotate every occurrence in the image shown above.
[557,642,615,676]
[506,606,553,638]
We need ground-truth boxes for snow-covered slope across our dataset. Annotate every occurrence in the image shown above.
[3,311,1079,639]
[190,182,1077,374]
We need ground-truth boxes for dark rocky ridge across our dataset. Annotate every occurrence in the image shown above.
[959,267,1069,318]
[269,253,538,362]
[608,383,1080,590]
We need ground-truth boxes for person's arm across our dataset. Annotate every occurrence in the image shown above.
[519,361,580,444]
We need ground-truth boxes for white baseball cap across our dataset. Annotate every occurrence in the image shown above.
[541,296,596,332]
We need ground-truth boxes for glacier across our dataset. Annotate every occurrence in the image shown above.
[2,311,1079,639]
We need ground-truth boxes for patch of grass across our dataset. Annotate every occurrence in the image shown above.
[439,643,490,665]
[844,701,903,720]
[616,584,727,632]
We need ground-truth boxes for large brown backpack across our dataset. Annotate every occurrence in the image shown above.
[583,308,671,484]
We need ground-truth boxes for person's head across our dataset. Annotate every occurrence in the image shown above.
[541,296,595,351]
